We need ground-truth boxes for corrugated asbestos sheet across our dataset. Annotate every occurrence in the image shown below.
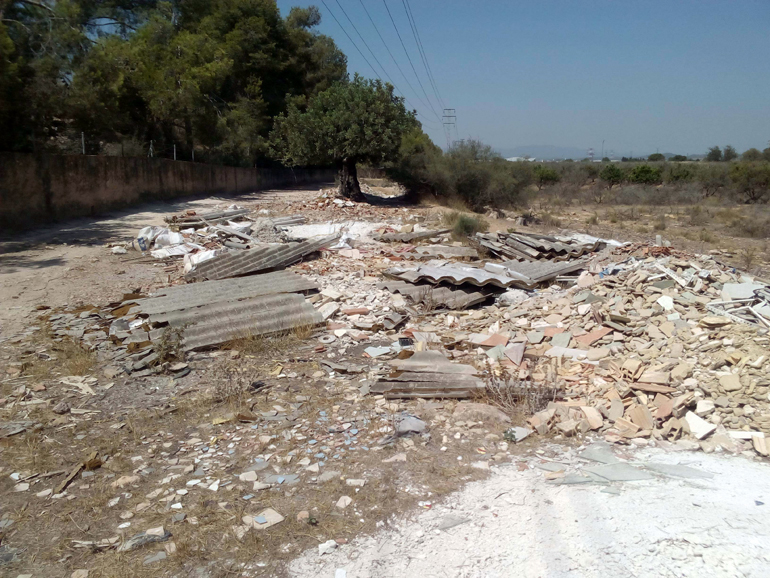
[476,232,604,261]
[485,258,588,287]
[186,234,339,280]
[371,351,484,398]
[128,271,317,315]
[373,229,450,242]
[385,263,519,289]
[377,280,488,310]
[154,292,322,350]
[409,246,478,259]
[271,215,305,227]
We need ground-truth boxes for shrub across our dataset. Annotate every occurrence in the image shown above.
[442,211,489,239]
[648,153,665,162]
[395,139,533,211]
[698,163,729,197]
[729,162,770,203]
[628,164,663,185]
[599,164,624,190]
[664,163,695,186]
[533,165,560,190]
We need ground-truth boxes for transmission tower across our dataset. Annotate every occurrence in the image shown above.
[442,108,456,149]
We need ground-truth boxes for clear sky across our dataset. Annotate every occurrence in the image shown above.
[276,0,770,157]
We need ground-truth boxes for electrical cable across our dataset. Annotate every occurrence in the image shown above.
[402,0,445,110]
[382,0,441,121]
[357,0,435,117]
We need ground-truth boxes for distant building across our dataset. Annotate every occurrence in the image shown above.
[505,156,537,162]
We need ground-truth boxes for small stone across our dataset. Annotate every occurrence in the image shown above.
[335,495,353,509]
[143,551,167,565]
[297,510,310,522]
[319,539,338,555]
[71,570,89,578]
[719,374,743,392]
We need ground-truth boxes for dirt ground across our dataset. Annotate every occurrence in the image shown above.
[1,182,769,578]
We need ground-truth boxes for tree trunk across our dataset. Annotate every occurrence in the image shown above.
[184,113,194,158]
[338,157,364,202]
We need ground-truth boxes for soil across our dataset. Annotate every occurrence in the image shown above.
[1,182,769,578]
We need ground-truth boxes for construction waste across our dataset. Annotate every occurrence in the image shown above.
[52,199,770,459]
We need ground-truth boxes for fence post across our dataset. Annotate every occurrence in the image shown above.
[81,132,85,155]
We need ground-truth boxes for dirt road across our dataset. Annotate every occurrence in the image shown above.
[291,443,770,578]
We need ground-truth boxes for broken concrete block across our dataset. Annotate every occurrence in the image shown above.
[719,374,743,392]
[580,406,604,430]
[683,411,716,440]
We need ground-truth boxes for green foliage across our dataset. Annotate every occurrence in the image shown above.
[698,163,729,197]
[271,76,415,167]
[723,145,738,162]
[705,146,723,162]
[583,163,600,182]
[742,148,763,161]
[628,164,663,185]
[271,75,416,198]
[599,164,624,189]
[764,148,770,162]
[729,162,770,203]
[664,163,695,185]
[2,0,348,164]
[442,211,489,239]
[389,139,533,211]
[670,155,688,162]
[533,165,560,190]
[648,153,665,162]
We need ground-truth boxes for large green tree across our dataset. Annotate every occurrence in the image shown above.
[1,1,347,164]
[270,75,417,200]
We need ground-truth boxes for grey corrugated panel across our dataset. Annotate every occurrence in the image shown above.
[387,264,518,289]
[377,280,488,309]
[131,271,317,315]
[371,374,484,398]
[497,258,588,284]
[149,292,322,350]
[410,246,478,259]
[187,234,340,280]
[272,215,306,226]
[373,229,450,242]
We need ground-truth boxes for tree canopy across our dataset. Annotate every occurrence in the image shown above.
[270,75,418,199]
[1,0,347,164]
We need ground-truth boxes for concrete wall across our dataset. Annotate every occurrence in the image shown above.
[0,153,334,230]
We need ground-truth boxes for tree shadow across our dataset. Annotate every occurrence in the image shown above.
[0,253,65,273]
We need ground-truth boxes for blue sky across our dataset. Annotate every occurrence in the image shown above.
[277,0,770,157]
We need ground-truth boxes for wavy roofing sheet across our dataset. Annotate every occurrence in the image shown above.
[150,292,322,350]
[129,271,317,315]
[386,263,518,289]
[186,234,339,281]
[377,280,488,310]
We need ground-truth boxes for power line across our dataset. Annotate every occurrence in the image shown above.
[357,0,436,118]
[320,0,380,79]
[332,0,438,127]
[382,0,441,121]
[402,0,445,111]
[321,0,439,129]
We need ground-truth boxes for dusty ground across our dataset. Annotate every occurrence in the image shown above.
[291,441,770,578]
[1,182,769,578]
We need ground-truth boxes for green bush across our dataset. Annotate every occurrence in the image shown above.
[599,164,624,189]
[664,163,695,186]
[390,138,532,211]
[442,211,489,239]
[729,162,770,203]
[628,164,663,185]
[698,163,729,197]
[533,165,560,190]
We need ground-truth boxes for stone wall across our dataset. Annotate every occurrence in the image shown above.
[0,153,334,230]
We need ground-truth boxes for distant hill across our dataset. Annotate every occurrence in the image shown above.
[495,145,594,161]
